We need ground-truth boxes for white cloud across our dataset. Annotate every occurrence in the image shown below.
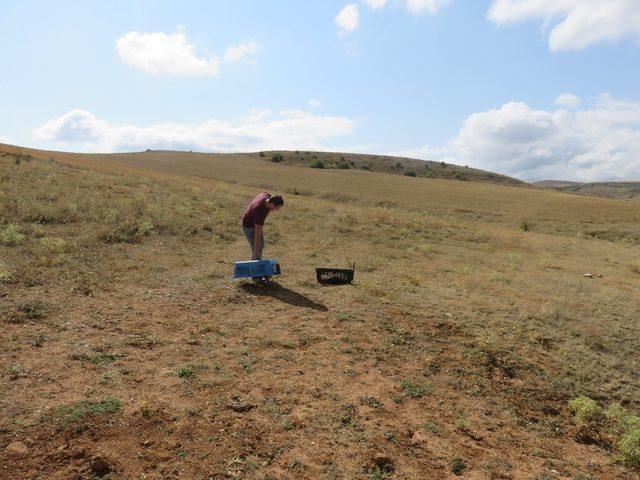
[0,134,10,144]
[487,0,640,51]
[35,110,109,142]
[335,4,360,34]
[364,0,387,10]
[405,0,452,15]
[116,28,219,76]
[223,40,260,63]
[389,144,456,163]
[309,99,322,108]
[336,0,450,35]
[33,109,356,153]
[555,93,582,108]
[400,94,640,182]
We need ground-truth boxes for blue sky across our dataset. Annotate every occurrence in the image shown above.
[1,0,639,181]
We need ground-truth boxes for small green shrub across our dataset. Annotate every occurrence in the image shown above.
[518,220,530,232]
[569,396,602,424]
[310,160,325,169]
[403,171,416,177]
[0,262,13,283]
[455,417,468,430]
[17,300,49,319]
[0,224,25,246]
[619,429,640,468]
[400,380,431,398]
[631,261,640,274]
[490,272,511,284]
[177,365,196,378]
[422,421,439,434]
[99,221,143,244]
[90,353,117,365]
[137,220,154,236]
[506,251,523,269]
[451,458,466,475]
[271,153,284,163]
[338,404,358,428]
[370,466,392,480]
[337,162,350,169]
[417,243,433,255]
[54,397,121,423]
[282,419,295,431]
[40,237,67,253]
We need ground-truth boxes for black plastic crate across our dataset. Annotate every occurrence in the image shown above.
[315,264,355,285]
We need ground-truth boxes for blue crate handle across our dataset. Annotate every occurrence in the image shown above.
[233,259,281,279]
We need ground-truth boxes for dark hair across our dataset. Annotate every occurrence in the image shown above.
[267,194,284,207]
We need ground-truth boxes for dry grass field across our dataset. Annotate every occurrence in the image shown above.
[1,144,640,479]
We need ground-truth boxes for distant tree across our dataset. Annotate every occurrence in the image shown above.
[310,160,325,169]
[271,153,285,163]
[259,151,265,157]
[404,171,417,177]
[337,161,350,169]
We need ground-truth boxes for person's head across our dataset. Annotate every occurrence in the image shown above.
[266,195,284,211]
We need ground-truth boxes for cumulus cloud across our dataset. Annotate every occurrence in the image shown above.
[363,0,387,10]
[487,0,640,51]
[401,94,640,182]
[335,4,360,34]
[223,40,260,63]
[555,93,582,108]
[309,99,322,108]
[115,28,260,76]
[405,0,452,15]
[33,109,356,153]
[35,110,109,142]
[337,0,450,34]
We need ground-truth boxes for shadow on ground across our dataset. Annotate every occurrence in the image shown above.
[239,281,328,311]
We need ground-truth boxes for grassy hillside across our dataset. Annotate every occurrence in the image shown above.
[1,146,640,479]
[251,150,526,186]
[534,180,640,199]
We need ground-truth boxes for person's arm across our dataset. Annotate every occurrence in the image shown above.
[253,224,263,259]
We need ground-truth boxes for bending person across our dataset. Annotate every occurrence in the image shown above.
[241,192,284,260]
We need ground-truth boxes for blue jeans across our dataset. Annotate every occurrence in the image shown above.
[242,225,264,260]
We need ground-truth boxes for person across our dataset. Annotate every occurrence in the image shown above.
[241,193,284,260]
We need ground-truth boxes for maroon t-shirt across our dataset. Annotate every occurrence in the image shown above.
[242,193,271,228]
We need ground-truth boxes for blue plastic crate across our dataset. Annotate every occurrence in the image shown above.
[233,259,281,279]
